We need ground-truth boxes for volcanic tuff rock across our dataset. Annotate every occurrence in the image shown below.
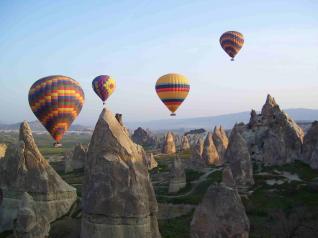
[14,192,50,238]
[64,144,87,173]
[240,94,304,165]
[115,113,130,136]
[146,153,158,170]
[302,121,318,169]
[81,108,161,238]
[190,183,250,238]
[192,138,204,160]
[161,131,176,154]
[181,135,191,151]
[212,126,229,161]
[0,121,77,232]
[222,166,236,188]
[132,127,156,147]
[225,126,254,187]
[168,156,186,193]
[202,132,220,165]
[0,143,7,159]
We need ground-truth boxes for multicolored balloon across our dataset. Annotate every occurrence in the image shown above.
[92,75,116,104]
[155,73,190,116]
[28,75,85,144]
[220,31,244,61]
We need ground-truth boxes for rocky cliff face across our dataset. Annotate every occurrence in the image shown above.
[81,108,161,238]
[238,95,304,166]
[0,144,7,159]
[191,138,204,160]
[132,127,156,147]
[212,126,229,161]
[0,121,77,232]
[225,126,254,188]
[190,168,250,238]
[161,131,176,154]
[202,132,220,165]
[302,121,318,169]
[181,135,191,151]
[64,144,87,173]
[146,153,158,170]
[168,156,186,193]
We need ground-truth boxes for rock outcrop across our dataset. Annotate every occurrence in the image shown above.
[132,127,156,147]
[81,108,161,238]
[0,121,77,232]
[115,113,130,136]
[239,94,304,166]
[13,192,50,238]
[222,166,236,188]
[168,156,186,193]
[302,121,318,169]
[190,170,250,238]
[202,133,220,165]
[192,138,204,160]
[181,135,190,151]
[0,144,7,159]
[64,144,87,173]
[146,153,158,170]
[225,126,254,188]
[212,126,229,161]
[161,131,176,154]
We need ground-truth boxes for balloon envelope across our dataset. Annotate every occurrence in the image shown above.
[220,31,244,60]
[92,75,116,103]
[28,75,85,143]
[155,73,190,116]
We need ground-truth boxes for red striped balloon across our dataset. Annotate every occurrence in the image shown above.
[220,31,244,61]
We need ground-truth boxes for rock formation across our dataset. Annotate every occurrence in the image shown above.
[225,126,254,188]
[239,94,304,165]
[168,156,186,193]
[222,166,236,188]
[81,108,161,238]
[132,127,156,147]
[181,135,191,151]
[115,113,130,136]
[161,131,176,154]
[202,132,220,165]
[212,126,229,161]
[146,153,158,170]
[64,144,87,173]
[0,143,7,159]
[13,192,50,238]
[192,138,204,160]
[0,121,77,232]
[302,121,318,169]
[190,174,250,238]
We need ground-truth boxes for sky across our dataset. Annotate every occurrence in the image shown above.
[0,0,317,126]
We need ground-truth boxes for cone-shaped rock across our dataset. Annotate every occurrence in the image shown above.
[132,127,156,147]
[181,135,191,151]
[168,156,186,193]
[190,183,250,238]
[212,126,229,161]
[192,138,204,160]
[161,131,176,154]
[0,121,77,232]
[0,144,7,159]
[303,121,318,169]
[202,133,220,165]
[81,108,161,238]
[222,166,236,188]
[146,153,158,170]
[64,143,87,173]
[225,126,254,188]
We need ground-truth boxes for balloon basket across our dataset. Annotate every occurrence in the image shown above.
[231,58,234,61]
[170,113,176,116]
[53,142,63,148]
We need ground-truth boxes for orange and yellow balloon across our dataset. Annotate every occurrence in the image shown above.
[155,73,190,116]
[28,75,85,145]
[220,31,244,61]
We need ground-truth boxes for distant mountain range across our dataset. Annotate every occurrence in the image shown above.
[125,108,318,130]
[1,108,317,132]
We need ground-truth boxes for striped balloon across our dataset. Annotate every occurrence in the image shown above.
[28,75,85,144]
[92,75,116,104]
[220,31,244,61]
[155,73,190,116]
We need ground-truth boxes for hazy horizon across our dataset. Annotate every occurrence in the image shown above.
[1,1,317,126]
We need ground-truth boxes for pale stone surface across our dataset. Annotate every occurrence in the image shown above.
[190,183,249,238]
[222,166,236,188]
[168,156,186,193]
[161,131,176,154]
[146,153,158,170]
[115,113,130,136]
[181,135,191,151]
[302,121,318,169]
[225,126,254,188]
[202,133,220,165]
[212,126,229,162]
[81,108,161,238]
[0,121,77,232]
[64,144,87,173]
[0,143,7,159]
[192,138,204,160]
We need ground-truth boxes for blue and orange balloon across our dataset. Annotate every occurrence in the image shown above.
[28,75,85,145]
[155,73,190,116]
[92,75,116,104]
[220,31,244,61]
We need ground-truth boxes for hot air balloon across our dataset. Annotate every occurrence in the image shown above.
[155,73,190,116]
[220,31,244,61]
[28,75,85,147]
[92,75,116,104]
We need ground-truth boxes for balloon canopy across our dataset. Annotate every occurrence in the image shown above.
[92,75,116,104]
[28,75,85,144]
[155,73,190,116]
[219,31,244,61]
